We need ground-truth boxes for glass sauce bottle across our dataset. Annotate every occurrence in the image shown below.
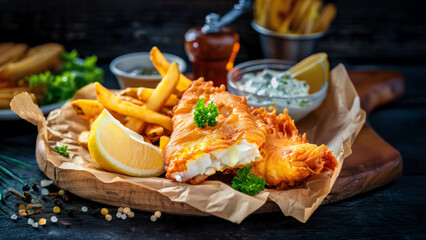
[184,27,240,87]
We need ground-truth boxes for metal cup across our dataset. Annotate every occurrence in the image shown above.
[251,21,326,62]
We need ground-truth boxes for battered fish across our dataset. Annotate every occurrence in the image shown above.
[250,107,338,189]
[164,79,267,184]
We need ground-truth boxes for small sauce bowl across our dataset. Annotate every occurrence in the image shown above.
[110,52,187,89]
[227,59,328,121]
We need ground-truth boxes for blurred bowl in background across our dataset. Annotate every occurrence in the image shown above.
[110,52,187,89]
[227,59,328,122]
[251,21,326,62]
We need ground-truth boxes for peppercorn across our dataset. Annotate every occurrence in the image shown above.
[150,215,157,222]
[101,208,109,216]
[58,189,65,196]
[118,207,123,213]
[62,194,69,202]
[127,211,135,218]
[53,206,61,214]
[122,207,131,215]
[154,211,162,218]
[51,216,58,223]
[54,199,62,207]
[38,218,47,226]
[105,214,112,222]
[32,184,39,192]
[22,184,30,191]
[81,206,88,212]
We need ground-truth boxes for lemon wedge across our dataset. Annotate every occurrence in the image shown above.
[88,109,165,177]
[289,53,329,93]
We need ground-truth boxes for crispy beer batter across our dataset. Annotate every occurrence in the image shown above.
[250,107,338,189]
[164,79,267,184]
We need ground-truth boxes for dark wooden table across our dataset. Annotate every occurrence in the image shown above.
[0,64,425,239]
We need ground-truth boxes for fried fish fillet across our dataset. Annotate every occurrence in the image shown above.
[250,107,338,189]
[164,79,267,184]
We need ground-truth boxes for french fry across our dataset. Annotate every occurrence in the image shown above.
[0,42,14,56]
[159,136,170,150]
[297,0,322,34]
[0,43,64,81]
[137,88,179,107]
[78,131,90,149]
[71,99,104,120]
[119,87,179,107]
[89,116,97,129]
[291,0,313,33]
[146,62,179,111]
[124,117,145,134]
[0,43,28,67]
[118,95,145,106]
[145,124,164,143]
[150,47,192,93]
[312,3,337,33]
[95,83,173,131]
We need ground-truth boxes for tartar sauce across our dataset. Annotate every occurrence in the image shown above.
[236,69,310,108]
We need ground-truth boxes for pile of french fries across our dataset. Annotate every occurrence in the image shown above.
[254,0,337,34]
[71,47,193,150]
[0,42,64,108]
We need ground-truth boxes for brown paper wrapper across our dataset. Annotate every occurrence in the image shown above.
[10,64,365,223]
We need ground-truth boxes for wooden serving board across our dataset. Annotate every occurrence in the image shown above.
[35,69,404,215]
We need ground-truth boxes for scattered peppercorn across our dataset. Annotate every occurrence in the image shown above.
[81,206,88,212]
[150,215,157,222]
[22,184,30,191]
[62,194,70,202]
[154,211,162,218]
[32,184,39,191]
[121,214,127,220]
[118,207,123,213]
[51,216,58,223]
[127,211,135,218]
[18,209,27,216]
[38,218,47,226]
[101,208,109,216]
[53,206,61,214]
[116,212,122,218]
[54,199,62,207]
[41,188,49,196]
[122,207,131,215]
[105,214,112,222]
[58,189,65,196]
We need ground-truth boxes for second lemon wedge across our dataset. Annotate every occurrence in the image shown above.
[289,53,329,93]
[88,109,165,177]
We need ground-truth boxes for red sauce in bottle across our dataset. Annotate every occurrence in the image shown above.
[184,27,240,87]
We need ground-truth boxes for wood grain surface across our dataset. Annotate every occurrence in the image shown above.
[35,69,404,215]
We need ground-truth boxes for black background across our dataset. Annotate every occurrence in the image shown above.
[0,1,425,239]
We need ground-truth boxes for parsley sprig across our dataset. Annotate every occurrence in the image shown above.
[55,145,69,158]
[231,166,267,196]
[193,97,219,128]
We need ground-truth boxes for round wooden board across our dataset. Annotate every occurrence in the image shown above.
[35,70,403,216]
[36,137,280,216]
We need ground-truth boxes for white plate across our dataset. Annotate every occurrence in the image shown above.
[0,101,66,121]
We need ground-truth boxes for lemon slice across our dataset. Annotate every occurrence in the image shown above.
[289,52,329,93]
[88,109,165,177]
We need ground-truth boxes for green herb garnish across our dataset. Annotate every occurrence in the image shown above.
[55,145,69,158]
[231,166,267,196]
[193,97,219,128]
[27,50,103,105]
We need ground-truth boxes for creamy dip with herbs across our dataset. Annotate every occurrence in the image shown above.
[236,69,310,108]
